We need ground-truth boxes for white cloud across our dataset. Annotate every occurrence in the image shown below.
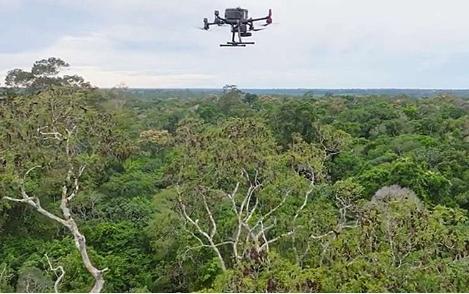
[2,0,469,88]
[0,0,22,10]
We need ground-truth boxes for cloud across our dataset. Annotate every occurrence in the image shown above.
[2,0,469,88]
[0,0,22,9]
[73,67,215,88]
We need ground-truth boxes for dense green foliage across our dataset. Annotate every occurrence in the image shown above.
[1,59,468,292]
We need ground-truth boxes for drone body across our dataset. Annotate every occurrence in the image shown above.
[203,7,273,47]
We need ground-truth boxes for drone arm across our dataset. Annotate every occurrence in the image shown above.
[216,16,228,23]
[250,9,272,23]
[203,17,224,30]
[214,10,228,23]
[249,16,268,22]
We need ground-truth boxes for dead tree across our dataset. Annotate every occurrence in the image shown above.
[178,168,315,270]
[178,187,230,271]
[3,125,107,293]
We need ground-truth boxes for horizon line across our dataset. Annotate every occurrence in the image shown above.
[108,87,469,90]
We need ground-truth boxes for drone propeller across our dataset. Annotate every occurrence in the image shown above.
[256,9,274,27]
[267,9,273,24]
[203,18,210,30]
[251,28,265,31]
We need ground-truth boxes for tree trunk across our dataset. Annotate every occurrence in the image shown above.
[68,220,106,293]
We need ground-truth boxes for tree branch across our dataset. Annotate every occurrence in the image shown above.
[3,161,107,292]
[45,254,65,293]
[177,186,227,271]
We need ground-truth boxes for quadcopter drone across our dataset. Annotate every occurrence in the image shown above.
[202,7,273,47]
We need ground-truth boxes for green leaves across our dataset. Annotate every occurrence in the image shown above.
[2,64,468,292]
[5,57,91,92]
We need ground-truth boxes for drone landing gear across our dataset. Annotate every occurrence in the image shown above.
[220,29,255,47]
[220,41,255,47]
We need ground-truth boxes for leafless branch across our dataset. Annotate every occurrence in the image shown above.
[3,127,107,292]
[177,186,227,271]
[179,167,317,269]
[45,254,65,293]
[183,240,234,256]
[36,126,63,141]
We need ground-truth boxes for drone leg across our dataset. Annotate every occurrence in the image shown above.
[232,31,236,43]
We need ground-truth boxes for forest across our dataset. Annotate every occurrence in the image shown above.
[0,58,468,293]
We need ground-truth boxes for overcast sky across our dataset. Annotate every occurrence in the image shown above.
[1,0,469,88]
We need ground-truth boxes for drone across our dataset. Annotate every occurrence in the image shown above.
[202,7,273,47]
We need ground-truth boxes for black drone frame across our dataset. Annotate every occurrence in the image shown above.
[203,9,272,47]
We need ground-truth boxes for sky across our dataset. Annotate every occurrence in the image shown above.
[1,0,469,89]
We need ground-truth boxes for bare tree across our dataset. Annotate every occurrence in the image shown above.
[3,124,108,293]
[178,168,315,270]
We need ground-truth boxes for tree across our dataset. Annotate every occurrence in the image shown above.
[222,84,241,95]
[164,118,329,280]
[4,57,91,94]
[2,62,468,292]
[218,85,248,116]
[0,87,120,292]
[243,93,259,106]
[267,99,318,146]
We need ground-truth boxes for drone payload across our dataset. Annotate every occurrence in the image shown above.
[202,7,273,47]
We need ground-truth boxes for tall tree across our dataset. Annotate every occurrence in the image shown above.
[0,85,120,292]
[4,57,91,94]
